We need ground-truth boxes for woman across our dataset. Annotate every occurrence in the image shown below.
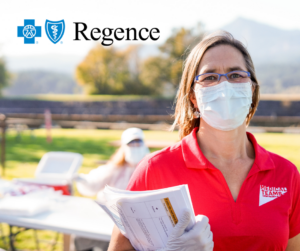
[108,31,300,251]
[75,127,150,200]
[74,127,149,251]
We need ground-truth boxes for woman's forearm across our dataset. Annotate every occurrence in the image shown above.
[108,225,135,251]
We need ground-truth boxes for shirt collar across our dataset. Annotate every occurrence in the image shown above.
[181,127,275,172]
[246,132,275,172]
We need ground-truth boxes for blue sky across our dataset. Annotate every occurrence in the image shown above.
[1,0,300,57]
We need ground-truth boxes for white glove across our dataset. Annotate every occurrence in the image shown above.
[159,210,214,251]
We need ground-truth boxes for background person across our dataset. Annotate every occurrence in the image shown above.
[108,31,300,251]
[74,127,149,251]
[75,127,149,200]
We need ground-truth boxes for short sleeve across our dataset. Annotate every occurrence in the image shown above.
[289,169,300,238]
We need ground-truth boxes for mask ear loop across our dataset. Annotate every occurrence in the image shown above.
[245,81,256,127]
[248,81,256,112]
[190,82,201,119]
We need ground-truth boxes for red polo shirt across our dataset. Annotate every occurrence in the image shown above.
[127,128,300,251]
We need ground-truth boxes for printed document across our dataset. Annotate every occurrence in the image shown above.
[96,185,195,251]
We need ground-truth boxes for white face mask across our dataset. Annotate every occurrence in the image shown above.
[194,81,253,131]
[124,145,149,166]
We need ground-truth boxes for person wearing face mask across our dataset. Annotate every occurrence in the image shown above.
[73,128,149,251]
[108,31,300,251]
[75,127,149,200]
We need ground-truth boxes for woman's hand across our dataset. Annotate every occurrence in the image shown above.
[159,210,214,251]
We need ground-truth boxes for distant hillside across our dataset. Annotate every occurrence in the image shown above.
[5,54,83,75]
[220,17,300,94]
[256,64,300,94]
[3,70,83,96]
[4,64,300,96]
[5,45,160,75]
[222,17,300,65]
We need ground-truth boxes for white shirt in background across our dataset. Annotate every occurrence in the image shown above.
[76,163,136,200]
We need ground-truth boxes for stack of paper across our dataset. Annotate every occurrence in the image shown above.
[0,189,60,216]
[96,185,195,251]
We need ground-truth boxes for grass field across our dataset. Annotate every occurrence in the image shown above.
[3,129,179,180]
[0,128,300,250]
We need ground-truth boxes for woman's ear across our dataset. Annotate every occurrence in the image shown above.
[189,90,198,109]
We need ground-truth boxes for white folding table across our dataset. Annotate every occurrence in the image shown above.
[0,196,114,250]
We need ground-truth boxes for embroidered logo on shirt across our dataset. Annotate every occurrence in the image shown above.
[259,185,287,206]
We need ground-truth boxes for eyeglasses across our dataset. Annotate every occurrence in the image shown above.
[194,70,251,87]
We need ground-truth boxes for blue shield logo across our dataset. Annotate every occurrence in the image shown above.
[45,20,65,44]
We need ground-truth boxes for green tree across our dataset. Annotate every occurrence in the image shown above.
[0,58,10,95]
[76,25,204,96]
[140,25,204,95]
[139,56,170,95]
[75,44,150,95]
